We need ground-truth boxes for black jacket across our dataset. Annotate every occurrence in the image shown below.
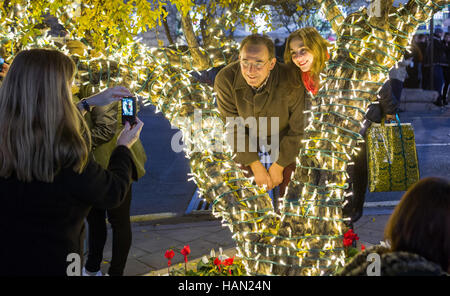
[364,80,398,125]
[337,245,448,276]
[0,146,135,276]
[425,36,449,67]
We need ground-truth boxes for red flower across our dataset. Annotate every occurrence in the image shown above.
[214,257,222,266]
[344,229,359,242]
[165,249,175,266]
[223,256,234,266]
[343,238,353,247]
[181,245,191,263]
[344,229,355,239]
[214,257,222,271]
[361,244,366,251]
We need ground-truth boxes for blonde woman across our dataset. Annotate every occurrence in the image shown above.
[284,27,330,95]
[0,49,143,276]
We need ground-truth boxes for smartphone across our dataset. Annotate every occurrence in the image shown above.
[121,96,137,126]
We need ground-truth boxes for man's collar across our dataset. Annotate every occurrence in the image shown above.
[252,74,270,93]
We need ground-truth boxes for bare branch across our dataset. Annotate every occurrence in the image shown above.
[180,8,211,70]
[162,7,174,45]
[317,0,345,33]
[401,0,450,26]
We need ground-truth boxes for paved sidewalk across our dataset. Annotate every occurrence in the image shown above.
[96,213,391,276]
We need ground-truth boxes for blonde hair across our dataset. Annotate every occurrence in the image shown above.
[0,49,91,182]
[284,27,330,81]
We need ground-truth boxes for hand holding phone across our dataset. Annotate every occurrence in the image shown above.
[122,96,137,126]
[117,117,144,149]
[0,57,5,78]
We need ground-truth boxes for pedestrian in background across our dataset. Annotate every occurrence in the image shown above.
[79,96,147,277]
[0,49,143,276]
[423,28,448,106]
[404,35,423,89]
[415,33,428,89]
[64,39,148,277]
[387,57,413,112]
[274,38,285,63]
[338,177,450,276]
[441,32,450,106]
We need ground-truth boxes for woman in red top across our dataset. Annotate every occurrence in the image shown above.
[282,27,401,228]
[283,27,330,95]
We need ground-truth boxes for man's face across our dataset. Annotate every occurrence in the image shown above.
[289,37,314,73]
[239,43,276,88]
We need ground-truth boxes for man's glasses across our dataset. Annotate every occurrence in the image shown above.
[240,59,269,70]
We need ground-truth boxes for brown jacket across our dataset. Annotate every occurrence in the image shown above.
[74,88,147,180]
[215,61,306,167]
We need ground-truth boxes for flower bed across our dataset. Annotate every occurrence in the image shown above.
[164,245,246,276]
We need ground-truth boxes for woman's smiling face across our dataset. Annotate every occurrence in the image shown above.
[289,36,314,73]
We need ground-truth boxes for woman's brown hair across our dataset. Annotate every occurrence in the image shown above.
[284,27,330,84]
[0,49,91,182]
[384,177,450,272]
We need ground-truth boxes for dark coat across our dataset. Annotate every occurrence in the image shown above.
[425,36,449,67]
[0,146,136,276]
[215,61,306,167]
[364,80,399,124]
[337,245,448,276]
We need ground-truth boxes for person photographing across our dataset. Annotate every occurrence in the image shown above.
[0,49,143,276]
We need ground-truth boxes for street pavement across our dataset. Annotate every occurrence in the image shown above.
[130,105,197,217]
[97,88,449,276]
[97,214,391,276]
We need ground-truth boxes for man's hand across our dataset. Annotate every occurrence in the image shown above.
[268,162,284,188]
[0,63,10,78]
[386,114,396,122]
[249,160,273,191]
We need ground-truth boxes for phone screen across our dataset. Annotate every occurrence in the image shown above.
[121,96,137,125]
[122,97,134,116]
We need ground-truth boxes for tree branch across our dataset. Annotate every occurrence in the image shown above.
[162,7,174,45]
[180,9,211,70]
[317,0,344,34]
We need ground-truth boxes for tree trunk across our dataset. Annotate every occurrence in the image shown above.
[180,11,210,69]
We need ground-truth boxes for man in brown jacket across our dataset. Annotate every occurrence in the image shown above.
[215,34,306,197]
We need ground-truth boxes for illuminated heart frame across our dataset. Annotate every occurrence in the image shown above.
[1,0,446,276]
